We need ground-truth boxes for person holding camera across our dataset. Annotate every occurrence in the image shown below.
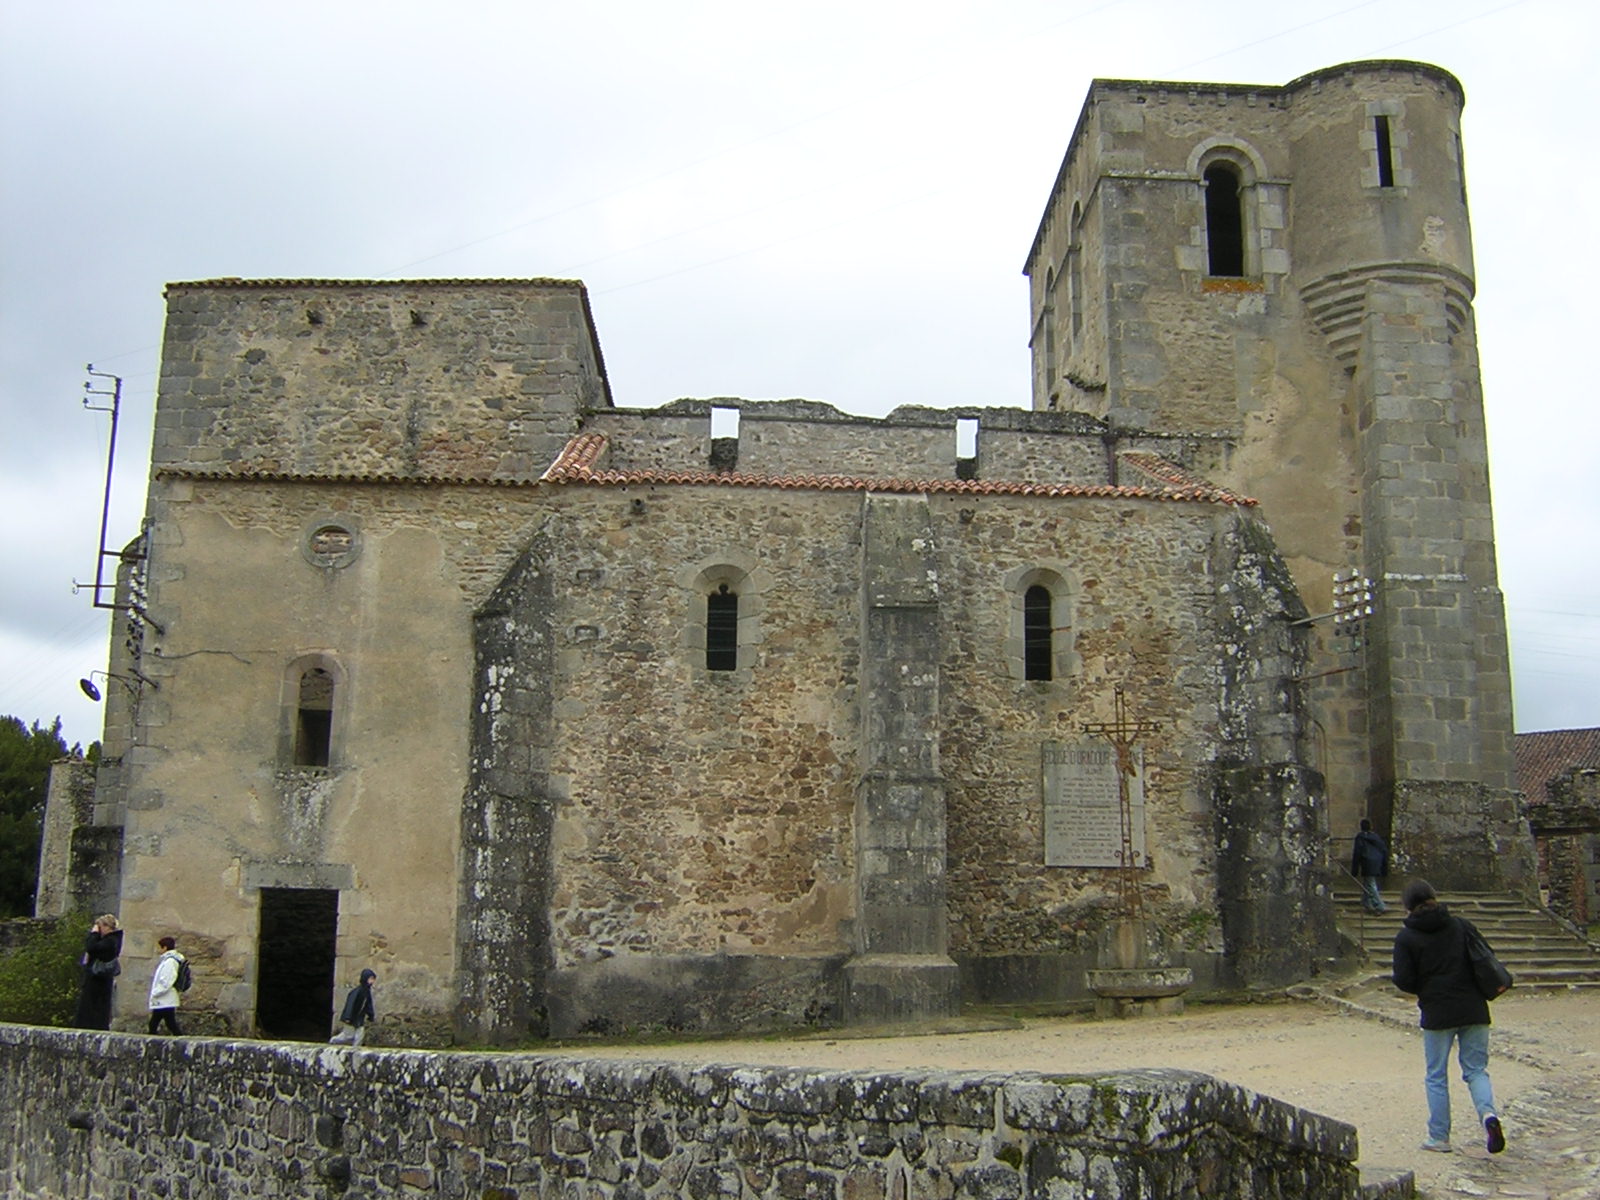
[73,913,123,1030]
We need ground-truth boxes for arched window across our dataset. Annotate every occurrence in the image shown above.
[1005,565,1079,686]
[706,584,738,672]
[1024,585,1054,681]
[294,667,334,767]
[1203,163,1245,277]
[681,556,766,675]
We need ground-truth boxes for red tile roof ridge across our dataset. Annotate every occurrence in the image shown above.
[156,466,538,487]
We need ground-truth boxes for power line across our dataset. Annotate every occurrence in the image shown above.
[1175,0,1388,70]
[1370,0,1530,56]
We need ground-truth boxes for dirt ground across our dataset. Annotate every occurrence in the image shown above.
[548,982,1600,1199]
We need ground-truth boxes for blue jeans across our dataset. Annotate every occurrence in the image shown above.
[1359,875,1386,912]
[1422,1025,1496,1142]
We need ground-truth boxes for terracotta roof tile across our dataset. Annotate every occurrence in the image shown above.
[165,277,585,291]
[157,467,538,487]
[158,435,1256,508]
[1117,451,1255,506]
[1515,728,1600,804]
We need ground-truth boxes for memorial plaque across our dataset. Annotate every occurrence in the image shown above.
[1042,739,1146,867]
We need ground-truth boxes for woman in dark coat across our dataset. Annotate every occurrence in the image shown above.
[1391,880,1506,1156]
[72,913,124,1030]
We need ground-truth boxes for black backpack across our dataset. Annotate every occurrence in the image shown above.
[174,957,193,992]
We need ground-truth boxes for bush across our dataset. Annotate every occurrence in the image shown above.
[0,913,90,1026]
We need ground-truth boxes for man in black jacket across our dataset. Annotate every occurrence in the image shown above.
[1392,879,1507,1155]
[1351,818,1389,912]
[329,968,377,1046]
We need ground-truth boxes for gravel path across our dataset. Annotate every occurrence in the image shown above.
[548,983,1600,1199]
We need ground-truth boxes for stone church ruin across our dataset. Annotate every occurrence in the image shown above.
[39,59,1536,1045]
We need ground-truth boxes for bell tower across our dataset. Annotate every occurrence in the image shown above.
[1024,61,1533,893]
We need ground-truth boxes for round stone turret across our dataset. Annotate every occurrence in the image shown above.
[1285,61,1475,364]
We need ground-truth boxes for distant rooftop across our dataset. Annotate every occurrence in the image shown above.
[1515,728,1600,804]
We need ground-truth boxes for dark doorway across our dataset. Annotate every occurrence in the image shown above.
[256,887,339,1040]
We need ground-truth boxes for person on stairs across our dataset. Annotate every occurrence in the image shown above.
[1351,818,1389,913]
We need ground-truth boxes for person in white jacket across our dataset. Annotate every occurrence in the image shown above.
[147,936,185,1035]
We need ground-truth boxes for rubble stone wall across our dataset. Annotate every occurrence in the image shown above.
[0,1024,1368,1200]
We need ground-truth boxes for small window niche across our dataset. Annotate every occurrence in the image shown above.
[710,405,740,472]
[1203,163,1245,277]
[955,418,979,481]
[1023,585,1054,681]
[682,557,765,675]
[706,584,739,671]
[1374,116,1395,188]
[294,667,335,768]
[1005,565,1080,686]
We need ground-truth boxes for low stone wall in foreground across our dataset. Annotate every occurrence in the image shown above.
[0,1023,1369,1199]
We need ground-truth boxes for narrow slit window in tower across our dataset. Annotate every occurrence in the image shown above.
[1374,116,1395,188]
[294,668,334,767]
[1068,203,1084,339]
[706,584,738,672]
[1043,269,1057,386]
[1024,585,1053,681]
[1203,164,1244,277]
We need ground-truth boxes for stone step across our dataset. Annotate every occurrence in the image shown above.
[1330,886,1600,987]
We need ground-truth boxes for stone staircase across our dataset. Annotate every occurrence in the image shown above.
[1331,885,1600,988]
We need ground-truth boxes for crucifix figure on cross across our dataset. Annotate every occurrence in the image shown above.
[1080,686,1162,921]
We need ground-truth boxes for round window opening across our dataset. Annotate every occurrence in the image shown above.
[302,520,361,569]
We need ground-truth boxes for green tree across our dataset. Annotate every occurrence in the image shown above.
[0,716,80,917]
[0,912,91,1025]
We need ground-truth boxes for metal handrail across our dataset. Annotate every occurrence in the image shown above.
[1327,843,1393,953]
[1334,860,1371,949]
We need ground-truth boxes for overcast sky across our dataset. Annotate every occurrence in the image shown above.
[2,0,1595,750]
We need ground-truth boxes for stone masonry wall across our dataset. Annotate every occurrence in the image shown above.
[458,530,558,1044]
[1533,771,1600,926]
[153,280,604,481]
[938,494,1224,981]
[35,760,96,918]
[0,1024,1368,1200]
[585,400,1114,488]
[1210,513,1337,987]
[533,485,861,1036]
[532,480,1268,1032]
